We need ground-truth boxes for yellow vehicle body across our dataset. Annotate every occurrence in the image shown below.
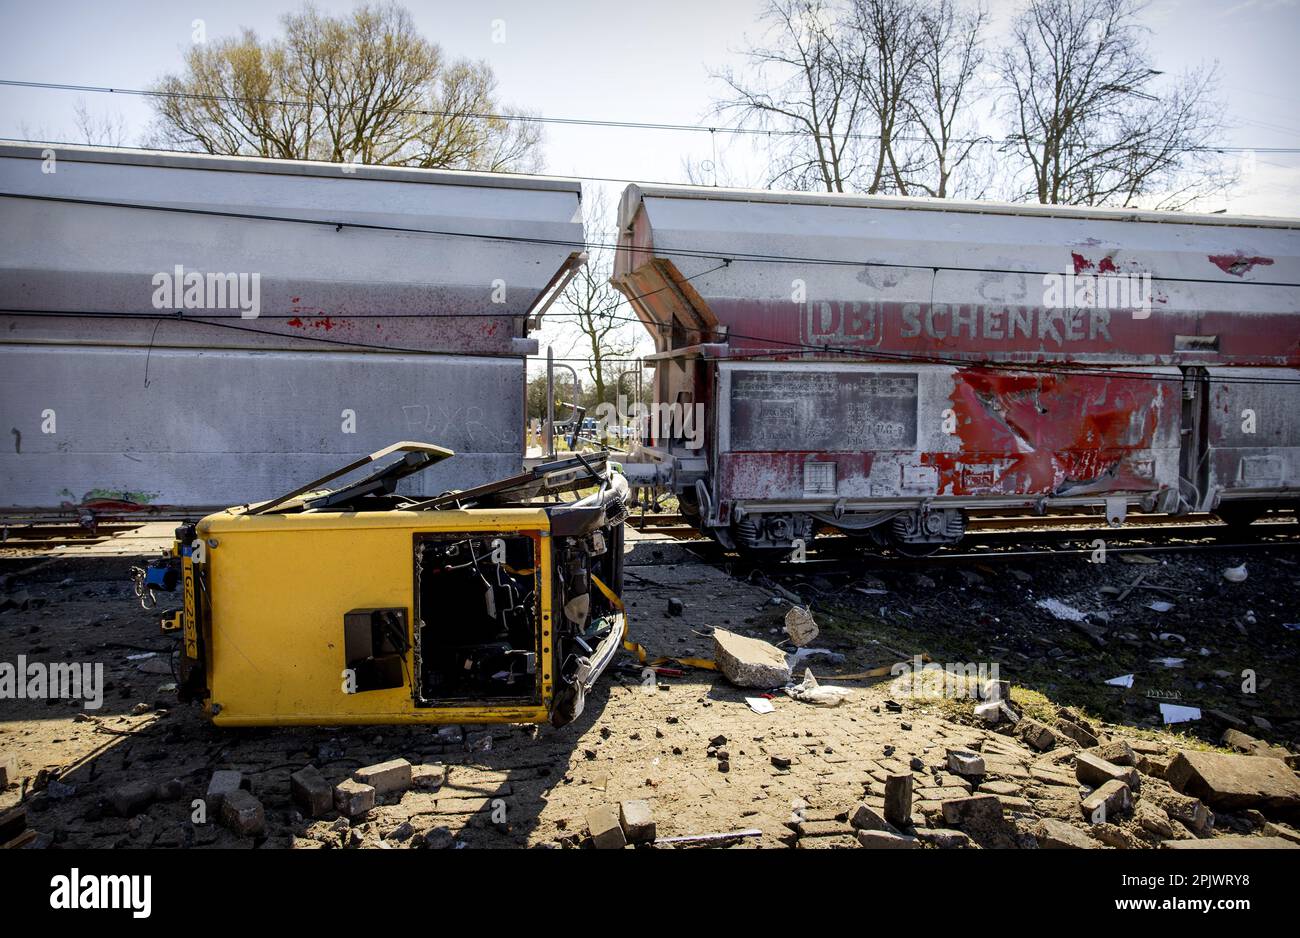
[190,508,553,727]
[160,442,630,729]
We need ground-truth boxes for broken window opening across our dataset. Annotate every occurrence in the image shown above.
[413,533,541,706]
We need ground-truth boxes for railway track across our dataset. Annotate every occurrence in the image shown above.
[629,509,1297,537]
[624,509,1300,571]
[0,523,148,551]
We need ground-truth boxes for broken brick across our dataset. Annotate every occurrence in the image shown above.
[290,764,332,818]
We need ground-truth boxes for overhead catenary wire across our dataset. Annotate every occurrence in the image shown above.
[3,77,1298,155]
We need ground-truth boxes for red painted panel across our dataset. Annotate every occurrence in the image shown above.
[705,298,1299,367]
[713,369,1176,503]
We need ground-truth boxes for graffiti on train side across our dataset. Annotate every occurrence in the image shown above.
[400,404,515,448]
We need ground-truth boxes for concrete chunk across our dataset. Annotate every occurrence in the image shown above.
[107,780,157,818]
[857,829,919,849]
[618,800,656,843]
[1035,818,1095,849]
[1076,751,1141,791]
[850,801,892,832]
[883,773,913,828]
[947,749,986,776]
[1147,785,1214,836]
[1134,801,1175,839]
[1262,822,1300,845]
[1019,719,1059,752]
[1164,750,1300,812]
[783,606,819,646]
[1221,729,1290,760]
[290,764,332,818]
[712,628,791,688]
[220,788,266,837]
[914,827,973,848]
[0,752,18,788]
[1087,740,1137,767]
[941,794,1003,827]
[1163,835,1299,849]
[1081,780,1131,822]
[333,778,375,818]
[974,701,1002,723]
[411,763,446,790]
[205,770,243,812]
[586,805,626,849]
[1056,719,1100,748]
[352,758,412,797]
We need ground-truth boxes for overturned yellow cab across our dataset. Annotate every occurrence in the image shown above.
[157,443,628,728]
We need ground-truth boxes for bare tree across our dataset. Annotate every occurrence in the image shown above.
[903,0,990,198]
[146,2,542,172]
[72,99,131,147]
[548,190,638,407]
[843,0,928,194]
[997,0,1232,208]
[712,0,995,197]
[20,98,132,148]
[712,0,876,192]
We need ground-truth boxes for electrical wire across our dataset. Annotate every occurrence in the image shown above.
[0,171,1296,386]
[2,78,1297,154]
[2,189,1296,287]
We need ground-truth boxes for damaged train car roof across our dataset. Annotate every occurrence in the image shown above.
[613,182,1300,368]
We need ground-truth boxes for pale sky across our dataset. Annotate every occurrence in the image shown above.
[2,0,1297,374]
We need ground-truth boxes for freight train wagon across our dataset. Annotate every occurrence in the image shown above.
[0,143,583,518]
[613,183,1300,553]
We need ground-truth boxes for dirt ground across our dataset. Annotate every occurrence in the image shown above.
[1,532,1298,849]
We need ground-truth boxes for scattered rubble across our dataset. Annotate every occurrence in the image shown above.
[3,540,1297,851]
[1164,750,1300,812]
[290,765,332,818]
[783,606,819,647]
[585,805,626,849]
[220,789,266,838]
[333,779,375,818]
[353,758,412,798]
[712,628,791,688]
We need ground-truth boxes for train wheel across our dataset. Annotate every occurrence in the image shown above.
[887,508,964,556]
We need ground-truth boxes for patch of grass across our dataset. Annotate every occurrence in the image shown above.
[1009,686,1055,724]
